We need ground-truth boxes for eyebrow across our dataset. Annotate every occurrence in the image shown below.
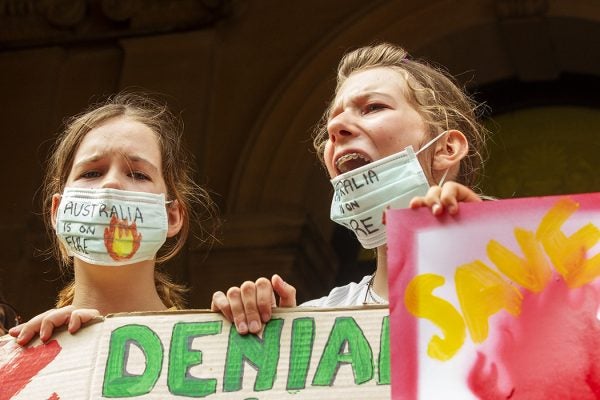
[72,153,161,174]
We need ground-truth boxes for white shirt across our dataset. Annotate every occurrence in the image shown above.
[301,275,387,307]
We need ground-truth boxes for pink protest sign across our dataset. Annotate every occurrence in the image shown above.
[386,192,600,399]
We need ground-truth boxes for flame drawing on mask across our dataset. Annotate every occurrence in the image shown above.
[103,215,142,261]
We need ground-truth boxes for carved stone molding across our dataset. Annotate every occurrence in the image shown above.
[0,0,237,49]
[100,0,142,22]
[495,0,549,20]
[46,0,86,28]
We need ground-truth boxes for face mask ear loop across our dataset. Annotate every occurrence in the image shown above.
[416,130,449,186]
[437,168,449,186]
[52,193,63,230]
[415,130,448,156]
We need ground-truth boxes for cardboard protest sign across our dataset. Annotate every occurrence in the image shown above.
[386,192,600,399]
[0,307,390,399]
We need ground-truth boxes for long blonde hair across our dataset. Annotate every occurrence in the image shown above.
[43,92,217,308]
[313,42,489,189]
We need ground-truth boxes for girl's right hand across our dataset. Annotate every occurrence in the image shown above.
[8,305,100,346]
[211,274,296,335]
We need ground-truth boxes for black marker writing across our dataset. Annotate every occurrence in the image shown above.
[333,170,379,202]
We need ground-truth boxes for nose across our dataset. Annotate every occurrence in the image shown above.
[100,169,124,190]
[327,112,355,144]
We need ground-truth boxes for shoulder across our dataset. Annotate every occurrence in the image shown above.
[300,275,372,307]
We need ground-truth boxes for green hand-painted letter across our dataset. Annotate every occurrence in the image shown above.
[378,316,390,385]
[168,321,223,397]
[313,317,373,386]
[223,319,284,392]
[287,317,315,390]
[103,324,163,397]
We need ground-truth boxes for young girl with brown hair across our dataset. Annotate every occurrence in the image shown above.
[11,92,216,344]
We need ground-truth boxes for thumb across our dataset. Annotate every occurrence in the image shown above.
[272,274,297,307]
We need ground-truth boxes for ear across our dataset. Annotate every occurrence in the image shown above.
[166,199,184,238]
[51,193,62,230]
[432,129,469,173]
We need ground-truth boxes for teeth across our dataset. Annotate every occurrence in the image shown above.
[335,153,372,173]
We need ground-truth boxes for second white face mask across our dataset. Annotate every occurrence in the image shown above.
[55,188,169,266]
[329,131,448,249]
[330,146,429,249]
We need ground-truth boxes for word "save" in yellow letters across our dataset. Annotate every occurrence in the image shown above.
[404,198,600,361]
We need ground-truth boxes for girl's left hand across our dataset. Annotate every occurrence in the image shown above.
[410,182,482,216]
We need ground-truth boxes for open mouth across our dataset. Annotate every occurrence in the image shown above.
[335,152,372,174]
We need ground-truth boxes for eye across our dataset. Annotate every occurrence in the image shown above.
[130,171,151,181]
[79,170,101,179]
[364,103,387,114]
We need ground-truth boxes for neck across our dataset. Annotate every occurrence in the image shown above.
[71,259,167,315]
[372,245,388,301]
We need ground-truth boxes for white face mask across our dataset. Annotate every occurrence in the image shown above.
[329,131,448,249]
[55,188,169,266]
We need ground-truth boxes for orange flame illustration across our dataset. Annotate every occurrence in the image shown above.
[104,215,142,261]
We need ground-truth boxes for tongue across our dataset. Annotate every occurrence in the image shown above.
[339,157,370,173]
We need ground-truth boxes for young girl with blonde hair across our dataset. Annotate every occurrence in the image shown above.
[212,42,489,334]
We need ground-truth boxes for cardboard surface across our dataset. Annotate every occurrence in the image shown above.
[387,192,600,399]
[0,307,390,399]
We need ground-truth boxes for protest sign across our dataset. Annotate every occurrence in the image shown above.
[387,192,600,399]
[0,307,390,399]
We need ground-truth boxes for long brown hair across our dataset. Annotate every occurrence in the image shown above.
[43,92,217,308]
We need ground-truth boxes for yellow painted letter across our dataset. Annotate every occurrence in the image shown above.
[405,274,465,361]
[487,228,552,293]
[455,261,522,343]
[536,198,600,288]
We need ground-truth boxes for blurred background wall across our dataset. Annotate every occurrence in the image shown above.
[1,0,599,319]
